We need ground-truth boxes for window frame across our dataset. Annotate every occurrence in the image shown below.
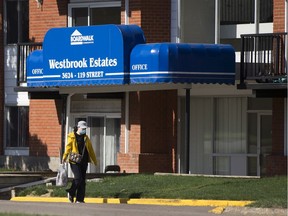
[67,1,121,27]
[4,106,29,156]
[4,0,29,45]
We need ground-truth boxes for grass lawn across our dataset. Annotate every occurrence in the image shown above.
[17,174,287,208]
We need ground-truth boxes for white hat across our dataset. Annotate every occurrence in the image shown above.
[77,120,87,129]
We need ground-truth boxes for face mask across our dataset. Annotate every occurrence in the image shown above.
[79,129,86,135]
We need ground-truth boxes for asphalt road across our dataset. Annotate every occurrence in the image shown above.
[0,200,286,216]
[0,200,215,216]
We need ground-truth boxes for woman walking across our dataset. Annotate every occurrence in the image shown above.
[62,120,97,203]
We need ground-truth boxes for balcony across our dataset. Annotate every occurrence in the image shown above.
[237,33,287,96]
[17,42,42,86]
[16,33,287,97]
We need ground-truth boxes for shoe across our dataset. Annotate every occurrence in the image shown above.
[67,192,74,203]
[76,201,85,203]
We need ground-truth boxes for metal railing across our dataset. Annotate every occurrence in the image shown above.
[17,42,42,85]
[239,33,287,85]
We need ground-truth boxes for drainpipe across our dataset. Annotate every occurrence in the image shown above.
[125,92,129,153]
[63,93,74,158]
[215,0,220,44]
[60,94,68,159]
[125,0,129,25]
[254,0,259,34]
[124,0,130,153]
[185,88,191,174]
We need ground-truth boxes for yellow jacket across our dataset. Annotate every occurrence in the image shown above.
[62,132,97,165]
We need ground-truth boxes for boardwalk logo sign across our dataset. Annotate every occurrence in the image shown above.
[70,30,94,46]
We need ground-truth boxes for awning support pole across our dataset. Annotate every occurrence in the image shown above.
[60,94,68,160]
[185,88,191,174]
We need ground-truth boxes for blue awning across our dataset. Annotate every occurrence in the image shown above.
[27,24,146,87]
[26,50,44,87]
[26,24,235,88]
[130,43,235,85]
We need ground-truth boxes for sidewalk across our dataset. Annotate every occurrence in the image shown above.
[10,196,287,215]
[10,196,251,214]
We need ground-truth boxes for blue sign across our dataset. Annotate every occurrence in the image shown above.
[130,43,235,85]
[27,50,44,87]
[26,25,236,87]
[27,24,145,87]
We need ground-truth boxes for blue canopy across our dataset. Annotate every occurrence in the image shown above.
[26,24,235,88]
[130,43,235,85]
[27,24,145,87]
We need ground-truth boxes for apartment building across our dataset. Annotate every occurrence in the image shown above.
[0,0,286,176]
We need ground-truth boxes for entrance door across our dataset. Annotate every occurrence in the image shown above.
[259,114,272,176]
[74,116,120,173]
[247,112,272,176]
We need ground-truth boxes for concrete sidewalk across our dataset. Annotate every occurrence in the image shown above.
[10,197,287,215]
[11,196,254,214]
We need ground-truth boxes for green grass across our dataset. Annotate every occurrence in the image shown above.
[18,174,287,208]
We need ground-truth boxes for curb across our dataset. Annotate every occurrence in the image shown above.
[10,196,253,207]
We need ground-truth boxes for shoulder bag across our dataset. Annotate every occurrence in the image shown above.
[69,138,86,164]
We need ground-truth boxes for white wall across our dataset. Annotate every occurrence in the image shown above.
[180,0,215,43]
[4,45,29,106]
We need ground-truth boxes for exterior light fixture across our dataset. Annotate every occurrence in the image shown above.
[35,0,43,8]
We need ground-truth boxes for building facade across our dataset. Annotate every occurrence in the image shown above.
[0,0,287,176]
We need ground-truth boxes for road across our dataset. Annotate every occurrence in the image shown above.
[0,200,286,216]
[0,200,216,216]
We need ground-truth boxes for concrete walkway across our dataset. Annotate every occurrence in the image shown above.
[10,196,252,214]
[10,196,287,215]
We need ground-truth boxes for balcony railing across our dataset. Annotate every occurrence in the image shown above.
[239,32,287,87]
[16,34,287,89]
[17,42,42,85]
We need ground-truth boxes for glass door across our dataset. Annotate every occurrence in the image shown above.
[259,114,272,176]
[73,116,120,173]
[247,112,272,176]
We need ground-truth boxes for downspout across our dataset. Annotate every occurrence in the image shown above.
[185,88,191,174]
[60,94,68,159]
[285,0,288,156]
[215,0,220,44]
[64,94,74,153]
[124,0,130,153]
[254,0,260,34]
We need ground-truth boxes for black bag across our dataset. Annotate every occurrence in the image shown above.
[69,136,86,163]
[69,152,83,163]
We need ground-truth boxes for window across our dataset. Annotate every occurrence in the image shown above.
[220,0,273,25]
[5,106,29,147]
[68,1,121,27]
[5,0,29,44]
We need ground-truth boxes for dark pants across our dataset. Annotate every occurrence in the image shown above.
[67,162,88,202]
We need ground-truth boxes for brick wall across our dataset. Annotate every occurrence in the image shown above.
[29,0,68,42]
[123,0,171,42]
[141,0,171,42]
[266,1,288,176]
[0,1,4,155]
[272,98,285,155]
[29,99,62,157]
[118,92,141,172]
[273,0,285,32]
[266,155,287,176]
[28,1,67,158]
[118,90,178,173]
[139,90,177,173]
[266,98,287,176]
[118,0,174,173]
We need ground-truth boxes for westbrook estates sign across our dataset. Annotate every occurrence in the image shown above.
[27,25,145,87]
[27,24,235,87]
